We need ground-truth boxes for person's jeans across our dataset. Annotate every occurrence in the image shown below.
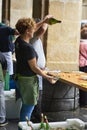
[0,82,6,123]
[20,104,35,121]
[18,104,35,130]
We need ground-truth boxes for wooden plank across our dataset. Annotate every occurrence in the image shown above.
[47,71,87,92]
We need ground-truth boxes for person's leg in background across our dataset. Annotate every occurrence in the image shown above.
[0,82,8,126]
[79,66,84,72]
[79,66,87,106]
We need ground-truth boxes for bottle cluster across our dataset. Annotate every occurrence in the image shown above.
[25,113,50,130]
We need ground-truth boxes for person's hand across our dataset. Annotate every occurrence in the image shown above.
[47,76,59,84]
[43,14,53,24]
[44,14,53,19]
[45,71,59,84]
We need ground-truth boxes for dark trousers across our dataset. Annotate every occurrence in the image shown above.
[79,66,87,106]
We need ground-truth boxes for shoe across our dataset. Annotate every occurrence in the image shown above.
[0,119,8,127]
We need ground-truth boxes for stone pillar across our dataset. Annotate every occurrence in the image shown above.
[0,0,2,22]
[42,0,82,122]
[46,0,82,72]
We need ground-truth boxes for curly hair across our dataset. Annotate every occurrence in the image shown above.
[15,18,36,34]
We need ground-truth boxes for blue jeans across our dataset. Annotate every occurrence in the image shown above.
[18,104,34,130]
[20,104,34,121]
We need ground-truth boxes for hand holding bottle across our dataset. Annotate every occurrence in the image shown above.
[43,14,61,25]
[43,14,53,24]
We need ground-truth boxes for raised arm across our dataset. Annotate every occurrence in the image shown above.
[35,14,53,32]
[35,23,48,38]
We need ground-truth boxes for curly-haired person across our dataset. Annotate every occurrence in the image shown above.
[15,17,54,124]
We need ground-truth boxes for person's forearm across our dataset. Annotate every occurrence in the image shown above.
[36,20,45,31]
[35,23,48,38]
[35,14,53,32]
[30,65,47,78]
[41,23,48,34]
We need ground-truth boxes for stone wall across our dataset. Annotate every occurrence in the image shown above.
[10,0,33,27]
[46,0,82,71]
[0,0,83,72]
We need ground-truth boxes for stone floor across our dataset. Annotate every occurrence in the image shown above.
[1,106,87,130]
[0,119,18,130]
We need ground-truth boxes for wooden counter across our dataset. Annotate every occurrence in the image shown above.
[47,71,87,92]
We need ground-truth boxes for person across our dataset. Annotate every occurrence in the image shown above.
[30,18,48,122]
[14,16,54,124]
[0,20,19,78]
[2,19,16,55]
[0,52,8,126]
[79,26,87,106]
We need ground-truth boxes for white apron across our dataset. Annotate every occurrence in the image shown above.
[2,52,13,75]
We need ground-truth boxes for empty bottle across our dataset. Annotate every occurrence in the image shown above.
[25,116,33,130]
[39,113,46,130]
[44,116,50,130]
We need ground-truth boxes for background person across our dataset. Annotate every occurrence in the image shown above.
[79,26,87,106]
[30,17,48,122]
[0,52,8,127]
[0,20,18,78]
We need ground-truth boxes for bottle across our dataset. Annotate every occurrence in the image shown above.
[44,116,50,130]
[48,18,61,25]
[39,113,46,130]
[25,116,33,130]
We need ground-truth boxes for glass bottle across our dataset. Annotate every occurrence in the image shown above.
[25,116,33,130]
[48,18,61,25]
[44,116,50,130]
[39,113,45,130]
